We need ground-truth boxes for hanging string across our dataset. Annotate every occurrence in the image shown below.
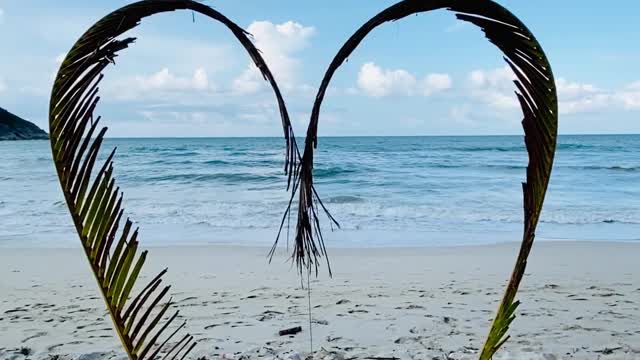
[307,266,313,355]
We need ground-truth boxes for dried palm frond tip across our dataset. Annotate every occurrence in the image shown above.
[288,0,557,358]
[49,1,296,359]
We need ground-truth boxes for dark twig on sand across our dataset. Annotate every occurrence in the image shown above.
[278,326,303,336]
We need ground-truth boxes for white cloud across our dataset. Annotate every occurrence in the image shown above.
[556,78,599,98]
[357,62,452,97]
[618,82,640,110]
[137,68,209,91]
[468,66,640,115]
[555,78,609,114]
[555,78,640,114]
[109,67,212,100]
[560,94,610,114]
[423,73,453,95]
[232,20,315,94]
[232,69,262,95]
[0,8,5,24]
[0,78,6,92]
[357,62,415,97]
[469,66,515,88]
[626,81,640,90]
[123,98,287,137]
[468,66,519,110]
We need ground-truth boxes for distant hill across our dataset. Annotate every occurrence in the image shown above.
[0,107,48,140]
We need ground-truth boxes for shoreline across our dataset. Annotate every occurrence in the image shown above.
[2,237,639,250]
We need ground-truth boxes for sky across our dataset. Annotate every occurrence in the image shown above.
[1,0,639,137]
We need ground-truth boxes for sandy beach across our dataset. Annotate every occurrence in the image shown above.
[1,241,639,359]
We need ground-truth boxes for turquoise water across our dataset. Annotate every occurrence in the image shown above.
[0,135,638,247]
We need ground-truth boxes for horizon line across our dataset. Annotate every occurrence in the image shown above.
[99,133,640,139]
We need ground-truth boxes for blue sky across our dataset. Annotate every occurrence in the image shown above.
[1,0,639,137]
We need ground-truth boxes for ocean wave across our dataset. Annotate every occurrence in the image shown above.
[203,159,232,166]
[314,166,358,178]
[540,218,640,225]
[144,158,281,167]
[414,162,638,172]
[451,145,523,152]
[577,165,639,172]
[326,195,366,204]
[557,143,593,150]
[146,159,199,165]
[145,172,280,184]
[427,163,527,170]
[477,213,640,226]
[129,145,192,152]
[164,151,199,157]
[448,143,596,153]
[486,164,527,170]
[318,201,640,226]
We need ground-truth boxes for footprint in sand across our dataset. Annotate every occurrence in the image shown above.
[47,343,65,352]
[21,331,47,343]
[347,309,369,314]
[4,307,27,314]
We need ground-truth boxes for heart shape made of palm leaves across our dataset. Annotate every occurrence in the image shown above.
[48,1,557,359]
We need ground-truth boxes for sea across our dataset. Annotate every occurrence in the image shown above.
[0,135,638,248]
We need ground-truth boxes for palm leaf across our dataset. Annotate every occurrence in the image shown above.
[288,0,558,357]
[49,1,296,359]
